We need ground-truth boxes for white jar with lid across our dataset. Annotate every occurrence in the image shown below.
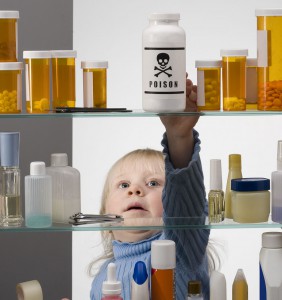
[142,13,186,112]
[231,177,270,223]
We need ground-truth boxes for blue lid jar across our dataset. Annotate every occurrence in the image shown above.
[231,177,270,191]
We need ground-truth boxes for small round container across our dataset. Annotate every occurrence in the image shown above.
[231,178,270,223]
[220,49,248,111]
[195,60,221,111]
[23,50,51,113]
[0,11,19,62]
[52,50,76,109]
[81,61,108,108]
[0,62,23,113]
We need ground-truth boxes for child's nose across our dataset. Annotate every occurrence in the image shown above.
[128,185,144,196]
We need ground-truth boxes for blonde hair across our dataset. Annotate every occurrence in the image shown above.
[89,148,165,275]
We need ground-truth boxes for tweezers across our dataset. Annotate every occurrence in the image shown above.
[69,212,124,225]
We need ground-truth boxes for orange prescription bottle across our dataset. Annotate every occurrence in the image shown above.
[151,240,176,300]
[81,61,108,108]
[23,51,51,113]
[246,58,257,110]
[51,50,76,109]
[0,62,23,113]
[0,11,19,62]
[256,9,282,111]
[220,49,248,111]
[195,60,221,111]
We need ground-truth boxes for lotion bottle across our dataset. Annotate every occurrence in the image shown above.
[102,263,123,300]
[271,140,282,223]
[232,269,248,300]
[131,261,149,300]
[225,154,242,219]
[46,153,81,223]
[210,270,227,300]
[25,161,52,228]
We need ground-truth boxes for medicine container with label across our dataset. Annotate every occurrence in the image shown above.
[23,50,51,113]
[256,9,282,111]
[0,11,19,62]
[0,62,23,113]
[52,50,77,109]
[231,178,270,223]
[142,13,186,112]
[81,61,108,108]
[220,49,248,111]
[195,60,221,111]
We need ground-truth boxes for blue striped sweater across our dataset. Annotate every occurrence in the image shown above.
[90,130,210,299]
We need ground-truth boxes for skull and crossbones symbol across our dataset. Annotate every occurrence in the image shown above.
[154,53,172,77]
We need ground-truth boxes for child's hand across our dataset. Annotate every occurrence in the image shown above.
[159,74,199,168]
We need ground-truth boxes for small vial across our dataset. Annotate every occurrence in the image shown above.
[81,61,108,108]
[0,132,23,227]
[151,240,176,300]
[195,60,221,111]
[52,50,77,109]
[187,280,203,300]
[0,11,19,62]
[232,269,248,300]
[220,49,248,111]
[23,50,51,113]
[0,62,23,113]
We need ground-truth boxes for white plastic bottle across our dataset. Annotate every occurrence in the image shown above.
[25,161,52,228]
[210,270,227,300]
[142,13,186,112]
[271,141,282,223]
[46,153,81,223]
[102,263,123,300]
[260,232,282,299]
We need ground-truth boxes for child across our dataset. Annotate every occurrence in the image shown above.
[90,77,211,300]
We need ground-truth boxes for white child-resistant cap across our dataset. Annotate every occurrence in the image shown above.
[0,11,19,19]
[149,13,180,20]
[81,61,108,69]
[255,9,282,16]
[220,49,248,57]
[0,62,23,70]
[151,240,176,269]
[30,161,46,176]
[195,60,222,68]
[52,50,77,58]
[50,153,68,167]
[210,159,222,190]
[23,51,52,59]
[0,132,20,167]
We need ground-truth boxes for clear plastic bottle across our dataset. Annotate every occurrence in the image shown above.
[225,154,242,219]
[25,161,52,228]
[46,153,81,223]
[0,132,23,227]
[260,232,282,299]
[271,141,282,223]
[142,13,186,112]
[208,159,224,223]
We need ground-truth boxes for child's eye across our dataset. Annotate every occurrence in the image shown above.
[118,182,129,189]
[147,180,160,187]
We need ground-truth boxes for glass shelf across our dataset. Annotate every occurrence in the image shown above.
[0,217,281,232]
[1,109,282,119]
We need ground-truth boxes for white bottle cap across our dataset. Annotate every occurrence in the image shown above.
[30,161,46,176]
[210,270,227,300]
[277,141,282,171]
[210,159,222,190]
[233,269,246,282]
[102,263,122,295]
[262,232,282,248]
[151,240,176,269]
[50,153,68,167]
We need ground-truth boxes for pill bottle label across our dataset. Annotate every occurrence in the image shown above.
[257,30,268,67]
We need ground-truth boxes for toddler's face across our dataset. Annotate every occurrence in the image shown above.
[105,158,165,219]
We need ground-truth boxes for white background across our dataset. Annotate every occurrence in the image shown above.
[72,1,282,299]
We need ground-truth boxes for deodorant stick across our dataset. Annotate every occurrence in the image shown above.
[151,239,176,300]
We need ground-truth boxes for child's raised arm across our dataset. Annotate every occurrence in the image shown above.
[160,76,199,168]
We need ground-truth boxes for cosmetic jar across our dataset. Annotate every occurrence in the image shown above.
[231,177,270,223]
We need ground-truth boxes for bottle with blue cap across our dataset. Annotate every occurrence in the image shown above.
[131,261,149,300]
[0,132,23,227]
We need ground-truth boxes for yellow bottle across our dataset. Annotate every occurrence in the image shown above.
[232,269,248,300]
[225,154,242,219]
